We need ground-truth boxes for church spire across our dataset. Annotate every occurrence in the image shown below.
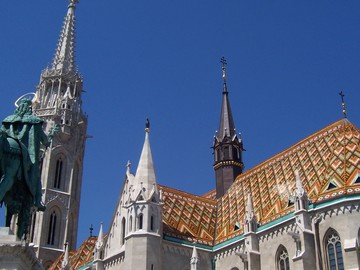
[213,58,244,198]
[30,1,88,264]
[52,0,78,74]
[133,119,158,200]
[217,57,237,140]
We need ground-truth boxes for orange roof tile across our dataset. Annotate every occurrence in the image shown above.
[54,119,360,268]
[48,236,97,270]
[160,186,217,246]
[215,119,360,244]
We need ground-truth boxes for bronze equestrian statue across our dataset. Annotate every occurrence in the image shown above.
[0,97,58,239]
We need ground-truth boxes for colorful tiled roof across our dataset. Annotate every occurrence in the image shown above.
[215,119,360,244]
[160,186,217,246]
[51,119,360,269]
[48,236,97,270]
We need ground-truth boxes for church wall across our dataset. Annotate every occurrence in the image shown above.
[214,252,244,270]
[316,200,360,270]
[162,242,213,270]
[212,241,245,270]
[124,234,162,270]
[258,221,302,270]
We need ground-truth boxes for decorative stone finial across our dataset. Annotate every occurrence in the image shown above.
[220,56,227,82]
[68,0,79,8]
[339,91,347,118]
[145,118,150,133]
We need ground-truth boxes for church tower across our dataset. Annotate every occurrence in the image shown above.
[100,120,162,269]
[30,0,88,267]
[213,58,244,198]
[123,120,163,269]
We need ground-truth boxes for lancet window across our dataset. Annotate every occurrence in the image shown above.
[47,211,57,245]
[325,229,344,270]
[138,213,143,230]
[54,158,63,189]
[121,218,126,245]
[276,246,290,270]
[150,215,154,231]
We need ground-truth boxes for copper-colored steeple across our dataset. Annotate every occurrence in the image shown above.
[216,57,237,141]
[213,57,244,198]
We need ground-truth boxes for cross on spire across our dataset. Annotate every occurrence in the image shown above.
[339,91,347,118]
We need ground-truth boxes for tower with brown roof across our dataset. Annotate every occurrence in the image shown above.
[213,57,244,198]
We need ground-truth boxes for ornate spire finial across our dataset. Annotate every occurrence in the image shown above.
[339,91,347,118]
[89,224,93,237]
[220,56,227,84]
[51,0,78,73]
[145,118,150,133]
[68,0,79,8]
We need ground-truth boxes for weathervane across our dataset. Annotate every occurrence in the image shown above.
[339,91,347,118]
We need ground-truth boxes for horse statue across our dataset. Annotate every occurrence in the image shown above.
[0,96,58,239]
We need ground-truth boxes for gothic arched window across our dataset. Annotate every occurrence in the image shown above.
[276,245,290,270]
[325,229,344,270]
[47,211,57,245]
[54,158,63,189]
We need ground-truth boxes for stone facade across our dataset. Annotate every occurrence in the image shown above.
[62,118,359,270]
[26,1,87,267]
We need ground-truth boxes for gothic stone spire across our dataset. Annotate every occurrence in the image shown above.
[52,0,78,74]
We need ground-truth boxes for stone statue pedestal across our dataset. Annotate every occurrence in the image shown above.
[0,227,44,270]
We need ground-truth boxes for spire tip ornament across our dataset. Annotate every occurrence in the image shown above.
[339,91,347,118]
[145,118,150,133]
[220,56,227,79]
[68,0,79,8]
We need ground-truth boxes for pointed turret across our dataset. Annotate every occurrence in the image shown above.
[133,119,158,200]
[244,193,257,234]
[94,223,105,270]
[190,245,200,270]
[242,192,260,270]
[294,170,309,212]
[61,243,70,270]
[122,120,163,269]
[213,57,244,198]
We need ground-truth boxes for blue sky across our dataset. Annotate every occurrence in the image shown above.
[0,1,359,247]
